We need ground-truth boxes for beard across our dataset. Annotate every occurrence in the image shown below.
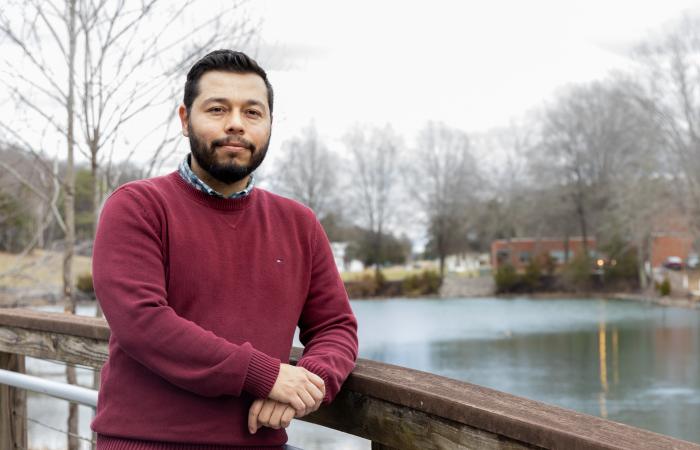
[188,122,270,185]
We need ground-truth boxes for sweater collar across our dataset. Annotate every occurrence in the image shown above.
[170,172,257,211]
[178,154,255,199]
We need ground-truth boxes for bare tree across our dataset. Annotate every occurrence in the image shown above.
[0,1,263,447]
[635,13,700,237]
[405,122,478,278]
[531,79,652,257]
[471,122,536,260]
[0,146,65,259]
[344,124,401,272]
[270,123,339,219]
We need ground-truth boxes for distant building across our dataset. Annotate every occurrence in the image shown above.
[650,232,693,268]
[442,253,490,274]
[490,237,597,271]
[648,212,695,268]
[330,242,364,273]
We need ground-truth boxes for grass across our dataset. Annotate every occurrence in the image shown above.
[341,265,438,282]
[0,250,92,290]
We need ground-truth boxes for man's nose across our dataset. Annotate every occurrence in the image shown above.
[225,109,244,134]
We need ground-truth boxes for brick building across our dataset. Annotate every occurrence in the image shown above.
[650,233,694,268]
[491,237,597,271]
[649,212,696,268]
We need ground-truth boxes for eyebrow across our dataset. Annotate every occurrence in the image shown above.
[201,97,267,111]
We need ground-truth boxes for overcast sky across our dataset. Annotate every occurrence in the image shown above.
[214,0,700,247]
[238,0,700,159]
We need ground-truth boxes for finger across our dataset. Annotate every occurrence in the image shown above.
[288,394,305,412]
[258,400,276,426]
[281,406,296,428]
[306,380,324,404]
[269,402,287,429]
[298,388,315,410]
[248,399,263,434]
[309,397,322,413]
[305,370,325,390]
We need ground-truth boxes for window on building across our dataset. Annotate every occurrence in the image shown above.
[549,250,565,263]
[519,251,531,263]
[497,249,510,264]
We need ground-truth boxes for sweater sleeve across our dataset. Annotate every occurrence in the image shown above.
[92,188,280,399]
[296,218,358,403]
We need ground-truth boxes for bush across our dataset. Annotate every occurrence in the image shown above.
[344,269,386,298]
[76,272,94,295]
[521,261,542,291]
[601,238,639,288]
[562,254,592,291]
[402,270,442,296]
[542,254,557,276]
[658,278,671,296]
[494,264,519,293]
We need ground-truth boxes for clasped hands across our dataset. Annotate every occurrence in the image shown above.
[248,363,325,434]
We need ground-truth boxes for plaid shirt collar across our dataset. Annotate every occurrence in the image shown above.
[178,154,255,199]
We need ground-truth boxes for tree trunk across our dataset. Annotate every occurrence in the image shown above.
[575,198,589,258]
[91,143,103,325]
[638,233,651,291]
[64,1,79,448]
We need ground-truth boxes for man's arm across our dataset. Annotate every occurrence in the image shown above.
[295,218,359,403]
[93,187,318,405]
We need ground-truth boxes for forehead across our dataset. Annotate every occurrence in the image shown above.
[194,70,268,106]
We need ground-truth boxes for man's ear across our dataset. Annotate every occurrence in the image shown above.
[178,104,189,137]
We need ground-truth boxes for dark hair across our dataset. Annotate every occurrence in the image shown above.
[183,49,274,115]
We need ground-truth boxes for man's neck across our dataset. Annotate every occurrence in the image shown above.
[190,155,250,197]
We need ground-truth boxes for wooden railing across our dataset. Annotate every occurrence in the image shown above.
[0,308,698,450]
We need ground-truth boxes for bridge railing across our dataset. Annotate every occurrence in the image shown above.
[0,308,698,450]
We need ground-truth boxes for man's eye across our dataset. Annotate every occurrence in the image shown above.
[208,107,225,113]
[247,109,262,117]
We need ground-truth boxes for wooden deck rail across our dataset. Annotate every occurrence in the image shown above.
[0,308,698,450]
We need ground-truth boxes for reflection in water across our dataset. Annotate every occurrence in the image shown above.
[612,328,619,386]
[598,319,608,418]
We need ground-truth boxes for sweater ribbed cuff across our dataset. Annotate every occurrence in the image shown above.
[296,358,331,403]
[243,349,280,399]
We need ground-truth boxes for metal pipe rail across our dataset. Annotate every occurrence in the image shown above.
[0,368,97,407]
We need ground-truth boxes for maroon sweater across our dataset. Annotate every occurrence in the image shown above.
[91,172,358,449]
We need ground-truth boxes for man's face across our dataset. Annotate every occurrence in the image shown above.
[179,70,272,185]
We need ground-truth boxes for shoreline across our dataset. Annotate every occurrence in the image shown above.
[487,291,700,309]
[350,291,700,310]
[3,291,699,311]
[607,292,700,310]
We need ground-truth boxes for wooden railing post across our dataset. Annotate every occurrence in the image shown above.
[0,351,27,450]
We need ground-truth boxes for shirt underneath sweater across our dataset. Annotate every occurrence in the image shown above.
[91,172,358,448]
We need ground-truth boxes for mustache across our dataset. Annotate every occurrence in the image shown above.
[211,136,255,151]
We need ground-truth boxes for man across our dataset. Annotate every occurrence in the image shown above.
[91,49,358,449]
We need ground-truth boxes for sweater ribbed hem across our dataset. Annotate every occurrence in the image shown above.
[243,349,281,399]
[96,435,285,450]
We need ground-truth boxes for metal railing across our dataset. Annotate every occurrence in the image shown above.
[0,308,699,450]
[0,368,97,407]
